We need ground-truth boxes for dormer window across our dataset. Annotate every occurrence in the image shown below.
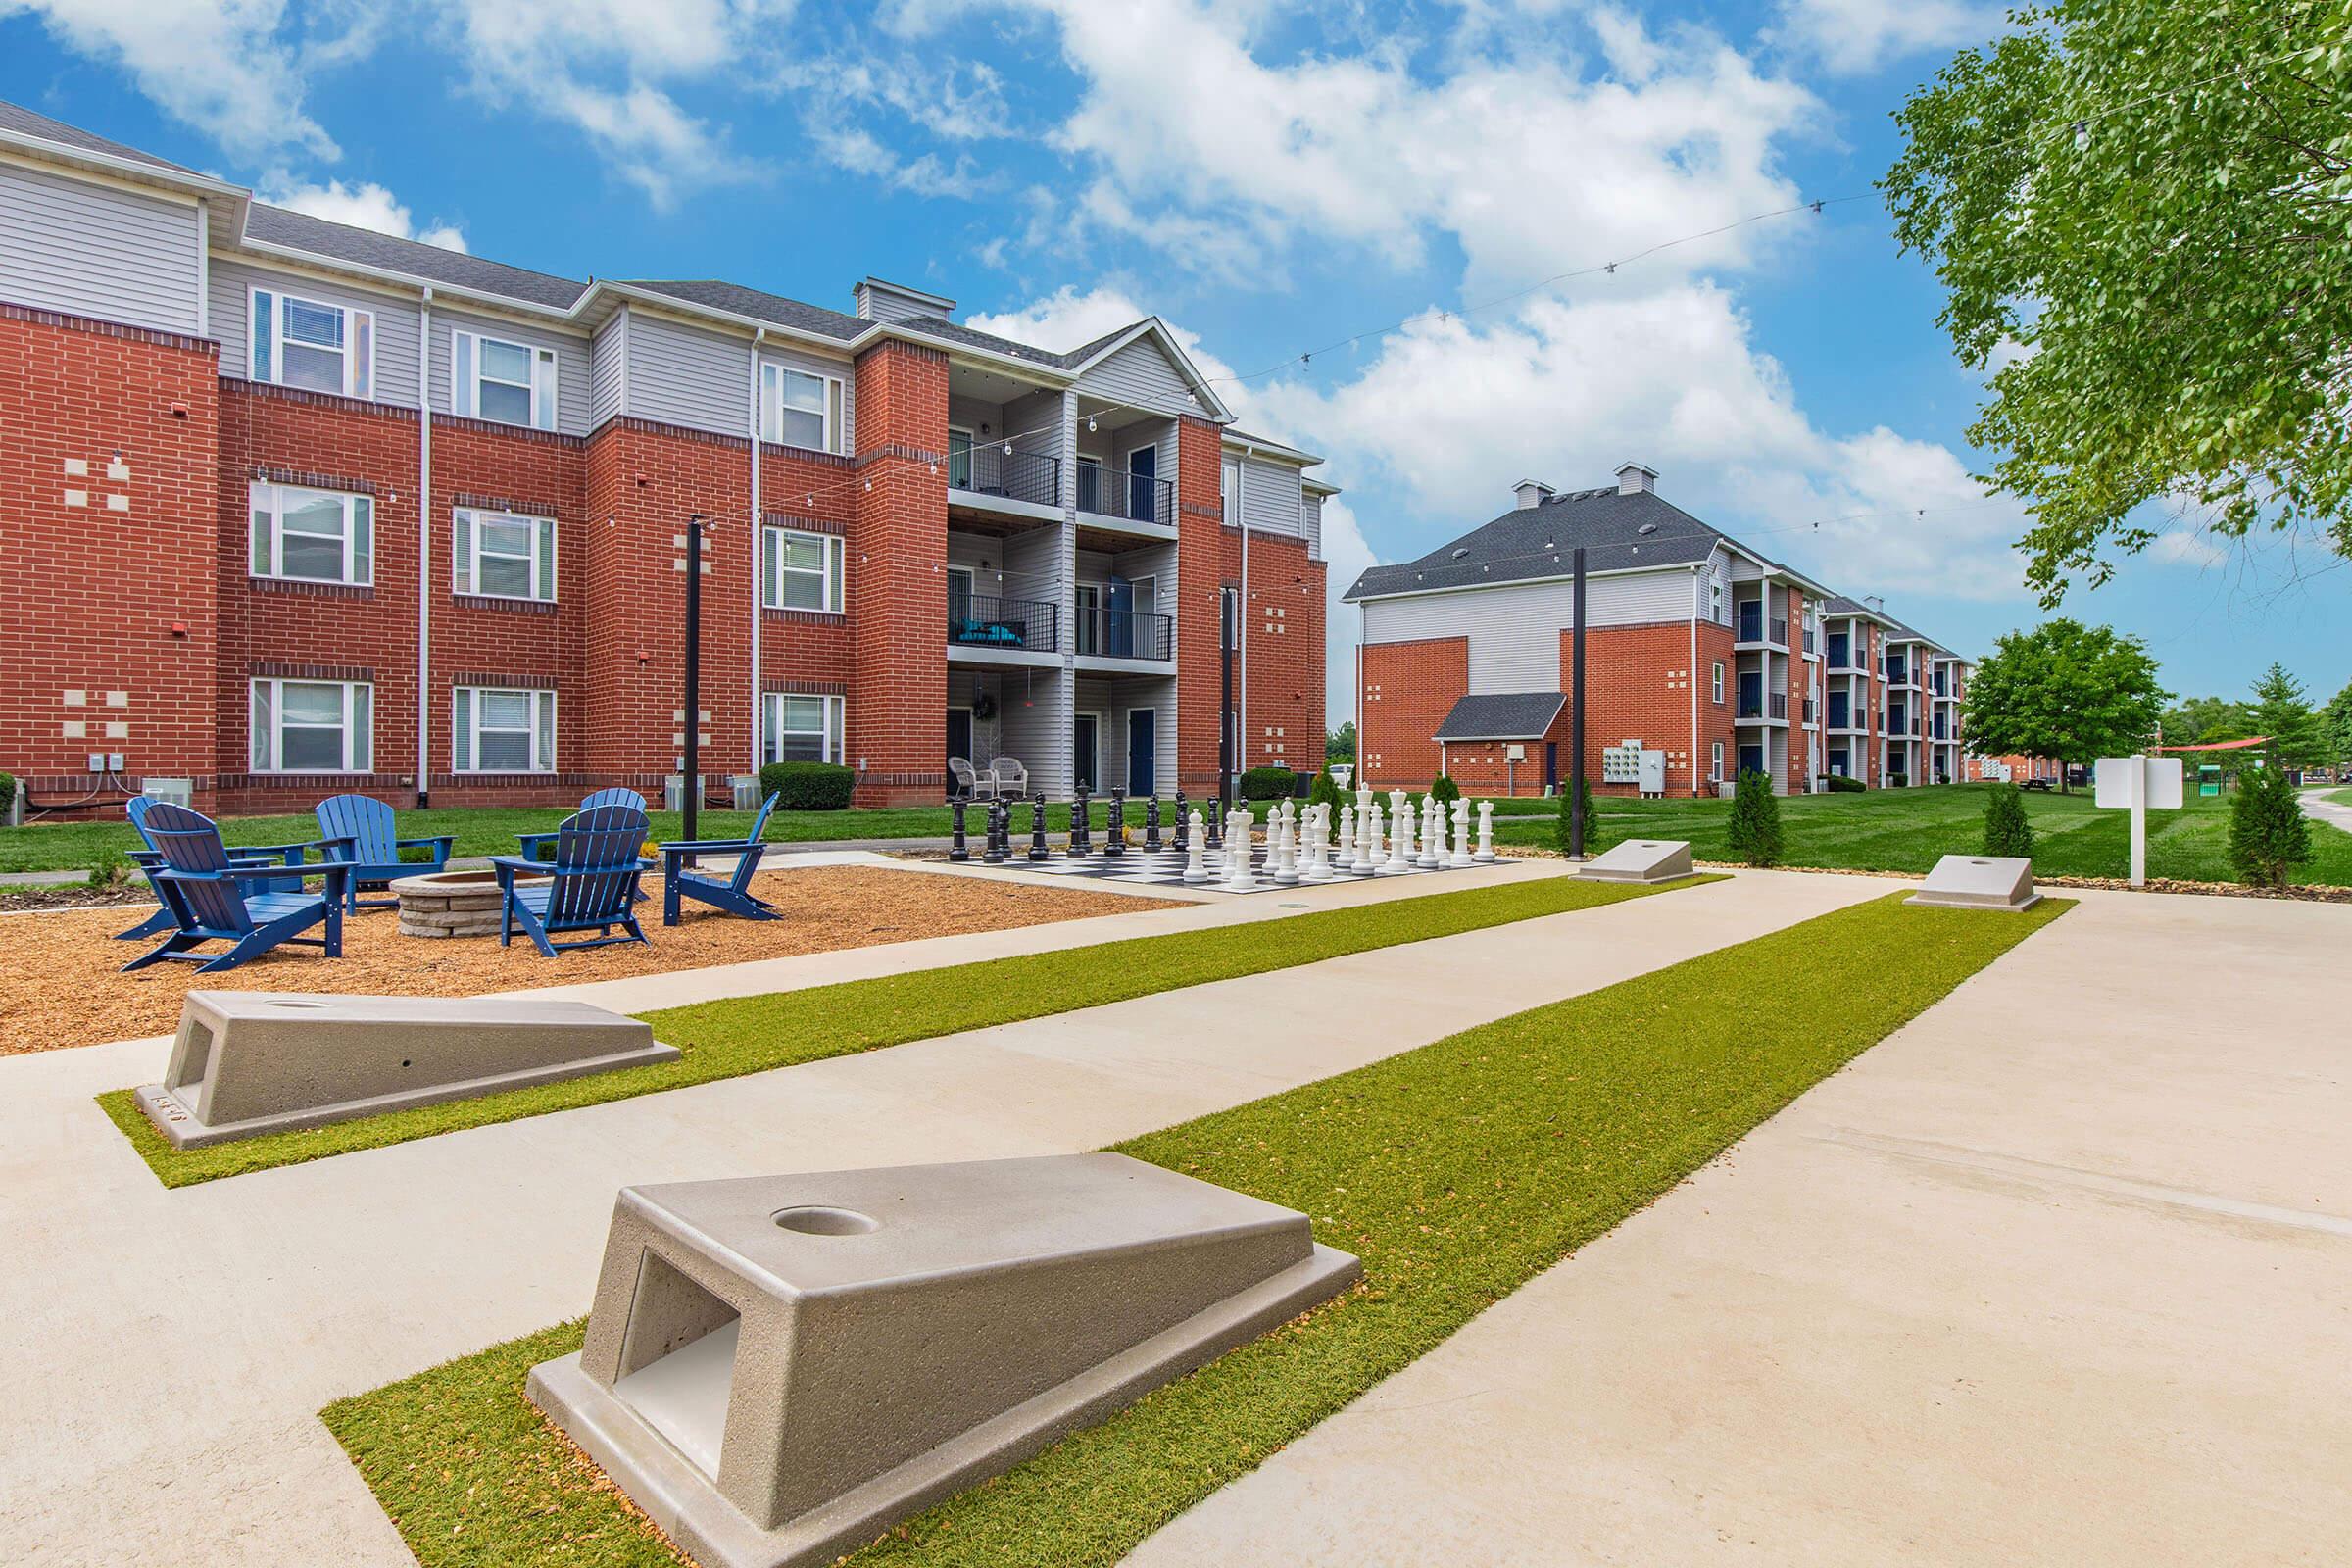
[250,288,372,398]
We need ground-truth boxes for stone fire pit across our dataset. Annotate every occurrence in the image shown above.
[390,867,545,938]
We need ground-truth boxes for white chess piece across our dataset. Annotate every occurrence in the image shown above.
[1303,806,1333,882]
[1474,800,1496,862]
[1415,795,1440,867]
[1336,803,1356,871]
[1273,814,1299,884]
[1363,800,1384,872]
[1381,798,1412,874]
[1224,808,1256,891]
[1183,810,1209,882]
[1450,796,1474,868]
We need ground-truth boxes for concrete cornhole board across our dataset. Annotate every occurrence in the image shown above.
[526,1153,1361,1568]
[131,990,678,1148]
[1575,838,1695,884]
[1906,854,2041,912]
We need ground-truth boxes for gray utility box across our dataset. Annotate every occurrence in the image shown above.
[527,1154,1361,1568]
[1906,854,2041,912]
[132,991,679,1148]
[1576,838,1695,884]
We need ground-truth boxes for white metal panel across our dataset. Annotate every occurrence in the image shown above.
[0,160,201,333]
[210,256,422,406]
[626,310,752,437]
[429,306,591,436]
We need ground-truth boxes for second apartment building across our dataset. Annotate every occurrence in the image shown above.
[0,101,1333,813]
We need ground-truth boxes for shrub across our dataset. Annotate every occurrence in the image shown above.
[1308,769,1342,809]
[1239,765,1297,802]
[2228,757,2312,888]
[1553,776,1609,858]
[1726,768,1784,866]
[1430,773,1460,806]
[0,771,15,813]
[759,760,854,810]
[1826,772,1867,793]
[1980,783,2034,858]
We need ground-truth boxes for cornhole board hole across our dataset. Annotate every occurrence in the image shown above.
[1576,838,1695,884]
[131,990,678,1148]
[526,1153,1361,1568]
[1906,854,2041,912]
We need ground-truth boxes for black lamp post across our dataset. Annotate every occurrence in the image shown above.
[683,513,706,842]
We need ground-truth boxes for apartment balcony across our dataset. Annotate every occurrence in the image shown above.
[1827,643,1870,676]
[1075,463,1177,540]
[1801,627,1819,657]
[1735,608,1789,651]
[1073,605,1174,670]
[1736,690,1789,725]
[946,591,1061,668]
[948,446,1063,524]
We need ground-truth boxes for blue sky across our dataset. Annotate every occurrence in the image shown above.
[4,0,2343,723]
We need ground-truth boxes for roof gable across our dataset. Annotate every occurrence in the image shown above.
[1069,318,1234,421]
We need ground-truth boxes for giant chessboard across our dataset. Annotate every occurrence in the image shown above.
[960,839,1492,895]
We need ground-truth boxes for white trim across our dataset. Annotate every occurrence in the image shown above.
[1072,709,1105,793]
[1064,318,1235,422]
[451,686,558,773]
[248,677,372,774]
[761,524,845,613]
[761,691,844,765]
[453,507,558,602]
[248,480,373,587]
[453,327,557,429]
[1123,705,1157,794]
[193,200,209,336]
[759,362,845,454]
[249,283,374,398]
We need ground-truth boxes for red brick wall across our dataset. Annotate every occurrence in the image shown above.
[1564,620,1734,798]
[1359,636,1466,789]
[1238,530,1325,777]
[757,444,858,705]
[1436,702,1571,798]
[0,306,221,806]
[848,340,949,804]
[1174,416,1227,793]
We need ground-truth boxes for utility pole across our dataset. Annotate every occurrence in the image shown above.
[1570,546,1587,858]
[683,513,705,842]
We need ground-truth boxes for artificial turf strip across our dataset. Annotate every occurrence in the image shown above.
[98,869,1694,1188]
[318,891,2069,1568]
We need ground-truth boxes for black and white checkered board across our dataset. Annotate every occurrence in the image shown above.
[974,842,1480,895]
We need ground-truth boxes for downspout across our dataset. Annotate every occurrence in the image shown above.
[417,286,434,805]
[749,326,765,782]
[1236,461,1249,774]
[1689,564,1700,798]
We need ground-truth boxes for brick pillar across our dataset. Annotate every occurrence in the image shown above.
[1174,416,1226,794]
[848,339,949,805]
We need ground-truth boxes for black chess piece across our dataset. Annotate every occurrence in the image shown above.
[1103,791,1126,857]
[948,799,970,863]
[1068,788,1092,856]
[981,799,1007,864]
[1027,791,1051,861]
[1171,791,1189,851]
[1144,795,1162,852]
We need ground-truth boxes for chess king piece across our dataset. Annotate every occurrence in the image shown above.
[1182,811,1210,883]
[1380,799,1412,874]
[1474,801,1496,862]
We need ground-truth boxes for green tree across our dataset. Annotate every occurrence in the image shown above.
[1554,777,1608,858]
[2323,681,2352,768]
[1884,4,2352,603]
[1430,774,1460,807]
[2241,663,2328,768]
[1961,619,2167,791]
[2228,751,2313,887]
[1308,768,1342,810]
[2159,696,2251,749]
[1726,769,1784,867]
[1981,783,2035,858]
[1326,720,1356,762]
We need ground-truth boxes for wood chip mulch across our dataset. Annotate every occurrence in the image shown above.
[3,864,1173,1057]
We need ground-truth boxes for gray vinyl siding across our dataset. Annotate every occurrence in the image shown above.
[1240,456,1303,536]
[210,257,423,406]
[588,308,627,427]
[993,666,1068,797]
[626,310,752,437]
[0,160,200,333]
[756,342,857,454]
[428,306,591,436]
[1076,332,1194,417]
[1073,674,1176,795]
[1300,492,1325,560]
[1004,388,1067,473]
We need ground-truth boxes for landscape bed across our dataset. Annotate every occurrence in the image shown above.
[100,870,1690,1187]
[321,890,2069,1568]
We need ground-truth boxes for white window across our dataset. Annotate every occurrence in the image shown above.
[761,526,844,612]
[760,364,845,452]
[453,509,558,602]
[1710,662,1725,705]
[453,329,558,430]
[762,692,843,764]
[249,288,373,398]
[1221,456,1241,526]
[1710,740,1725,782]
[453,687,556,773]
[249,679,370,773]
[249,482,372,586]
[1708,577,1725,625]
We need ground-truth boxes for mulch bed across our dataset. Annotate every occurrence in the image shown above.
[0,883,156,912]
[4,864,1172,1057]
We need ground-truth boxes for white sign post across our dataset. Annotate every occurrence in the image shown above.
[2093,754,2183,888]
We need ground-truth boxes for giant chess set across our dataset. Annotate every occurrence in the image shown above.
[947,786,1502,895]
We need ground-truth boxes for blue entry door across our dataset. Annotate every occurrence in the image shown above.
[1127,443,1157,523]
[1127,710,1156,795]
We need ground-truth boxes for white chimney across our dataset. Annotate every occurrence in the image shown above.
[1511,478,1554,510]
[1614,462,1658,496]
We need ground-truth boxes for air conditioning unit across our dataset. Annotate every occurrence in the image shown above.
[142,777,194,808]
[731,774,760,809]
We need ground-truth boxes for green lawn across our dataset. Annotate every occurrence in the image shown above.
[1,801,1158,875]
[100,869,1690,1187]
[1490,782,2352,887]
[321,891,2069,1568]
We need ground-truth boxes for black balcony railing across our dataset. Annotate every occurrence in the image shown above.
[1075,463,1175,527]
[1737,607,1789,645]
[1738,690,1789,721]
[947,591,1057,653]
[1074,606,1173,661]
[948,445,1061,509]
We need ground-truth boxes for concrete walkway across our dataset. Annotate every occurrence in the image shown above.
[2301,786,2352,836]
[0,868,1876,1567]
[1129,888,2352,1567]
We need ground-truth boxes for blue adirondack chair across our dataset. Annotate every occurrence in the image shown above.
[516,788,648,862]
[121,803,348,975]
[116,794,309,941]
[658,793,781,926]
[488,805,655,956]
[308,793,456,912]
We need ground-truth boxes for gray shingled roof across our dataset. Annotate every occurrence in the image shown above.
[1346,487,1723,600]
[0,99,198,175]
[245,204,586,308]
[1433,692,1566,741]
[625,279,867,342]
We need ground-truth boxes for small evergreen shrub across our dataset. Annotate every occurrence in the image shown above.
[1430,773,1460,806]
[1726,768,1784,866]
[2228,758,2312,888]
[1886,772,1909,788]
[1553,776,1608,858]
[0,771,15,812]
[1239,765,1297,802]
[1980,782,2034,858]
[759,761,854,810]
[1308,769,1342,809]
[1825,773,1866,793]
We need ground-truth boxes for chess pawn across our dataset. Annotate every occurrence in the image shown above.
[1450,796,1474,868]
[1415,795,1440,867]
[1336,803,1356,870]
[1474,800,1496,862]
[1182,811,1210,882]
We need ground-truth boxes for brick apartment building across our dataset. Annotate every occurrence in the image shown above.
[1346,466,1970,797]
[0,101,1334,814]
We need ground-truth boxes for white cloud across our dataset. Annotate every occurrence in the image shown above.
[263,175,467,251]
[2150,530,2229,569]
[1771,0,2000,77]
[965,284,1243,390]
[0,0,339,161]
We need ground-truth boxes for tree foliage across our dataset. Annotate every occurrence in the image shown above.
[2242,662,2328,767]
[1726,769,1784,867]
[1554,776,1609,858]
[1326,720,1356,762]
[1982,783,2036,858]
[1962,618,2168,786]
[2160,695,2252,748]
[1884,2,2352,603]
[2229,752,2314,886]
[2324,681,2352,765]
